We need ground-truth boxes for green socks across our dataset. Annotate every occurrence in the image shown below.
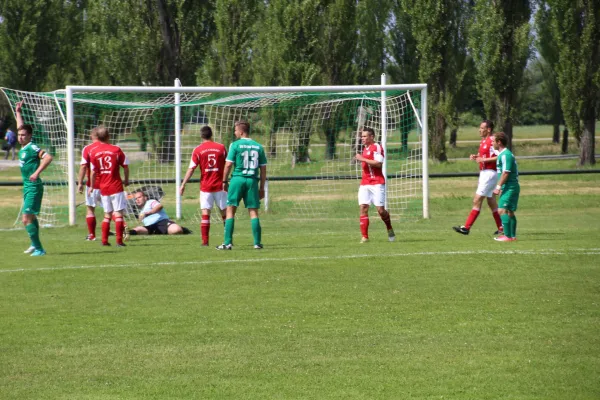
[26,221,43,251]
[500,214,512,238]
[251,218,262,246]
[510,215,517,238]
[224,218,235,246]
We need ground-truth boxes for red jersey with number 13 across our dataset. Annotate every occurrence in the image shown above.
[188,141,227,192]
[88,143,129,196]
[478,136,497,171]
[360,143,386,185]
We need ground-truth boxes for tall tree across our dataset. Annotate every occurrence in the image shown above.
[543,0,599,166]
[469,0,532,150]
[405,0,470,161]
[319,0,358,85]
[535,4,564,147]
[354,0,392,84]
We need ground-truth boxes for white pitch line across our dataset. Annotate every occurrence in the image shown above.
[1,249,599,274]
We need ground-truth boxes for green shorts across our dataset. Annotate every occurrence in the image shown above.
[23,184,44,215]
[227,176,260,209]
[499,186,520,211]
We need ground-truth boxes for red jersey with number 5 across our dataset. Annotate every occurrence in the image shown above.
[89,143,129,196]
[478,136,497,171]
[360,143,386,185]
[188,141,227,192]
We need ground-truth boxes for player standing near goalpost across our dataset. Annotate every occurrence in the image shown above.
[355,127,395,243]
[493,132,520,242]
[88,126,129,247]
[216,120,267,250]
[453,120,504,236]
[77,129,102,241]
[180,126,228,246]
[16,101,53,257]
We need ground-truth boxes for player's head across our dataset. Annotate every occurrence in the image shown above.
[134,189,147,206]
[479,120,494,138]
[92,125,110,143]
[234,120,250,138]
[90,128,99,142]
[200,126,213,141]
[17,124,33,145]
[493,132,507,150]
[361,127,376,146]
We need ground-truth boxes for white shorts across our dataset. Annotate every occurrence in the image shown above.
[85,188,102,208]
[476,169,498,198]
[101,191,128,213]
[358,184,386,207]
[200,190,227,211]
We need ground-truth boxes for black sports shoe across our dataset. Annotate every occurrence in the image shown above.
[453,226,470,235]
[493,228,504,235]
[116,243,127,247]
[216,244,233,250]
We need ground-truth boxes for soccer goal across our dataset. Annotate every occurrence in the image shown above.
[1,77,429,227]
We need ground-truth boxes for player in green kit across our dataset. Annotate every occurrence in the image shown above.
[216,120,267,250]
[15,101,54,256]
[492,132,520,242]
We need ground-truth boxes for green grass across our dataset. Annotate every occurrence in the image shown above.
[1,171,600,399]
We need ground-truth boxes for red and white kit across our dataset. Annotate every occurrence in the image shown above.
[81,142,102,207]
[89,143,129,212]
[476,136,498,198]
[188,141,228,210]
[358,143,386,206]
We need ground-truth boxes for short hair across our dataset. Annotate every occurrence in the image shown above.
[18,124,33,135]
[234,120,250,134]
[362,127,375,136]
[494,132,508,146]
[482,120,494,131]
[200,126,213,140]
[92,125,110,142]
[134,189,147,198]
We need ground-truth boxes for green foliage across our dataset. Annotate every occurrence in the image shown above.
[468,0,532,146]
[543,0,599,165]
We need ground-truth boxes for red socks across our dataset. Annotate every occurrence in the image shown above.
[86,215,96,236]
[201,215,210,245]
[114,216,124,245]
[101,218,110,244]
[465,208,480,229]
[360,216,369,238]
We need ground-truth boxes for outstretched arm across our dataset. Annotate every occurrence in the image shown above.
[15,101,24,128]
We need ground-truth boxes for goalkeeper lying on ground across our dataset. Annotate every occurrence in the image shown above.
[128,189,191,236]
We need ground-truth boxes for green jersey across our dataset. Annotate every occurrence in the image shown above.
[19,142,45,188]
[227,138,267,179]
[496,148,519,189]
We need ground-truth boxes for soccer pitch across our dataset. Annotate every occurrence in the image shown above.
[1,173,599,399]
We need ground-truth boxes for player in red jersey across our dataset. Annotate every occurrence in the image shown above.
[354,127,395,243]
[453,120,503,235]
[88,125,130,246]
[77,129,103,241]
[179,126,228,246]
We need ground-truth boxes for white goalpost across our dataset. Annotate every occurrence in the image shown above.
[1,78,429,228]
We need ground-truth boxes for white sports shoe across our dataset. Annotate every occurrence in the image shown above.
[360,237,369,243]
[24,245,36,254]
[388,229,396,242]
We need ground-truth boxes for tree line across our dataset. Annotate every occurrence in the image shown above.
[0,0,597,165]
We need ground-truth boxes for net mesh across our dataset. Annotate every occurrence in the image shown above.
[1,87,423,227]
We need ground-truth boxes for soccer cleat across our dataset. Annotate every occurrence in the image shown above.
[24,245,36,254]
[453,226,470,235]
[494,235,514,242]
[116,243,127,247]
[201,243,209,247]
[30,249,46,257]
[216,244,233,250]
[102,242,111,246]
[360,237,369,243]
[493,228,504,235]
[86,234,96,241]
[123,230,129,242]
[387,229,396,242]
[254,244,264,249]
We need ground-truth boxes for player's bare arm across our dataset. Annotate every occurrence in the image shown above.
[88,169,96,196]
[179,168,195,195]
[122,165,129,187]
[139,201,163,222]
[356,154,383,168]
[475,155,497,164]
[15,101,24,128]
[29,153,53,182]
[493,171,511,195]
[77,164,88,193]
[259,165,267,200]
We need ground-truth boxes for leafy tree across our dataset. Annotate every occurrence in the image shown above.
[543,0,599,166]
[405,0,470,161]
[469,0,532,150]
[354,0,392,85]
